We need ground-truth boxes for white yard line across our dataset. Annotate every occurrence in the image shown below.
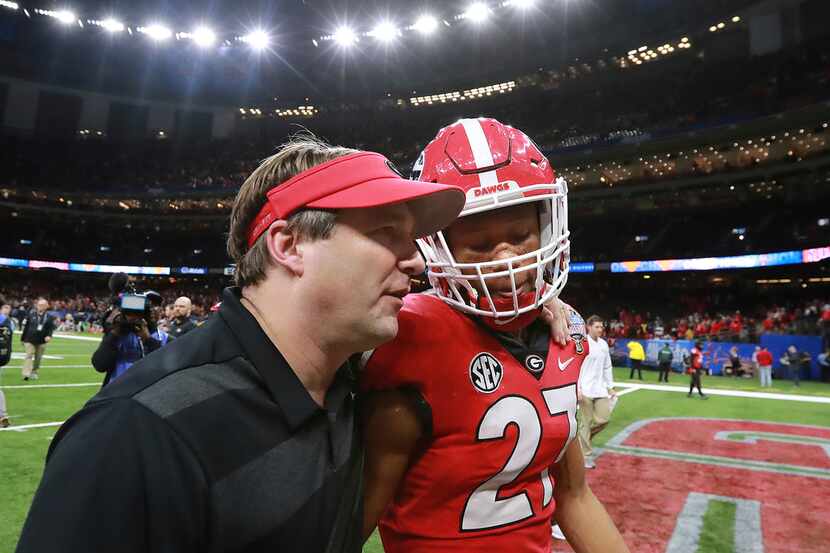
[0,382,100,390]
[0,421,64,432]
[3,365,95,369]
[12,330,102,342]
[616,382,830,404]
[616,386,642,397]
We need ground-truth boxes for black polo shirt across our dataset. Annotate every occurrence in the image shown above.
[16,287,363,553]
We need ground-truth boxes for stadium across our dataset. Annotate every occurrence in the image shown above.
[1,0,829,552]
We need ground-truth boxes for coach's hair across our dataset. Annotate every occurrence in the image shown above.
[586,315,604,327]
[227,134,359,288]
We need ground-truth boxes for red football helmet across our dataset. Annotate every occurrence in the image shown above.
[413,118,570,328]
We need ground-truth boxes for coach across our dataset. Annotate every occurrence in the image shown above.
[15,137,464,553]
[20,298,55,381]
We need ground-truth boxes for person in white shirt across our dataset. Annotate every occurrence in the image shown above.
[577,315,617,469]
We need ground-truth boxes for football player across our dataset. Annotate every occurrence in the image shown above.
[360,119,629,552]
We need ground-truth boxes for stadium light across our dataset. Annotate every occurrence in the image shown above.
[191,26,216,47]
[100,18,124,33]
[370,21,400,42]
[55,10,76,25]
[143,23,172,41]
[464,3,490,23]
[243,30,270,50]
[732,15,741,23]
[413,14,438,35]
[509,0,536,9]
[333,26,357,47]
[0,1,19,10]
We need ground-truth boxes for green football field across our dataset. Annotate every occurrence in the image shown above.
[1,334,829,553]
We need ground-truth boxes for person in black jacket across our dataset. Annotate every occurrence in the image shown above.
[657,342,673,383]
[168,297,197,338]
[20,298,55,381]
[0,302,13,427]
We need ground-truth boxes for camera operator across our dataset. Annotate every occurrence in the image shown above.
[91,274,171,386]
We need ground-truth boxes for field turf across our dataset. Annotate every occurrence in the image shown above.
[1,335,828,553]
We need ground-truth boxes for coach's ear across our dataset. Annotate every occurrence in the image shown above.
[265,220,304,277]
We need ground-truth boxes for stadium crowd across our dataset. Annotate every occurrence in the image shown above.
[2,272,828,347]
[603,299,830,343]
[0,279,221,333]
[1,35,828,195]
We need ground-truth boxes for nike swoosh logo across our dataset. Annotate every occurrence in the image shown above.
[558,357,575,371]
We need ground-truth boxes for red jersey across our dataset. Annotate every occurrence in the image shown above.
[756,350,773,366]
[361,294,586,553]
[690,347,704,370]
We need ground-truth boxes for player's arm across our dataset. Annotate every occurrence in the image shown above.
[361,388,427,541]
[552,440,630,553]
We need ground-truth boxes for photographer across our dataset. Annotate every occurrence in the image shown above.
[91,274,170,386]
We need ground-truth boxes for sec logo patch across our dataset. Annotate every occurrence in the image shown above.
[469,353,503,393]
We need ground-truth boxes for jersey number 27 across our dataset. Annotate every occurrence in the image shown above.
[461,383,577,531]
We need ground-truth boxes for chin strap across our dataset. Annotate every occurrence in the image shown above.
[477,291,543,333]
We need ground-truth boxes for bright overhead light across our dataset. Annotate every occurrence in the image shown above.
[510,0,536,8]
[101,18,124,32]
[0,2,19,11]
[55,10,76,24]
[333,25,357,47]
[243,29,270,50]
[191,26,216,47]
[144,23,172,41]
[464,3,490,23]
[413,14,438,35]
[371,21,400,42]
[732,15,741,23]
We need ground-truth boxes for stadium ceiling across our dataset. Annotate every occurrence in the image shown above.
[0,0,760,104]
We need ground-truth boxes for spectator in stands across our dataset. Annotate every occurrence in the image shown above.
[627,340,645,380]
[0,302,12,427]
[168,296,197,338]
[756,346,774,388]
[657,342,673,383]
[20,298,55,381]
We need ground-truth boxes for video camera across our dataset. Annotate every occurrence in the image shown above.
[104,273,162,335]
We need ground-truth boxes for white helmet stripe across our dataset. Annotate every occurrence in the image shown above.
[460,119,499,186]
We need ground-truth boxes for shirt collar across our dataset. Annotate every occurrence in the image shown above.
[218,286,343,431]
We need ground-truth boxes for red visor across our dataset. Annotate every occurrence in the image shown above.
[246,151,464,248]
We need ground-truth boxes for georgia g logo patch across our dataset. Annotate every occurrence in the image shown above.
[469,353,503,393]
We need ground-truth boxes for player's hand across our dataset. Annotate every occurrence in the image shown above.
[44,336,51,343]
[577,388,583,402]
[541,297,571,346]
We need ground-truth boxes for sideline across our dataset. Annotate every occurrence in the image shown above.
[0,382,100,390]
[616,382,830,404]
[0,421,64,432]
[12,330,102,342]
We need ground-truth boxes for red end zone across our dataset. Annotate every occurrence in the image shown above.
[554,418,830,553]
